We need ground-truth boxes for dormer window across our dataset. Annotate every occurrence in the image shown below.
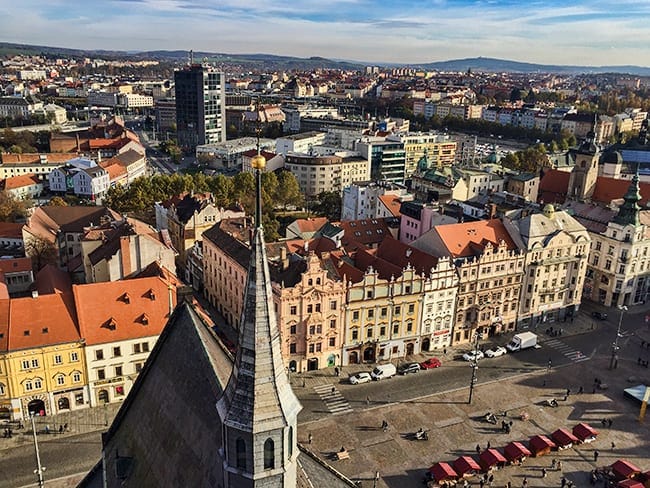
[42,328,48,334]
[24,330,30,336]
[102,318,117,330]
[147,289,156,300]
[120,293,130,304]
[139,313,149,325]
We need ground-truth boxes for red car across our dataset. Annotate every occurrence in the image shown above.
[419,357,442,369]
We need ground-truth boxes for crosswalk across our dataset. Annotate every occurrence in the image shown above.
[541,337,590,363]
[313,384,353,415]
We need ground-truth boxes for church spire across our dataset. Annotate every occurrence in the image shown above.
[216,97,301,487]
[614,164,642,227]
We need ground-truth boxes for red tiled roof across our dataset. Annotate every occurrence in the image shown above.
[339,218,391,248]
[0,222,23,239]
[0,257,32,273]
[0,153,74,165]
[551,428,579,447]
[539,169,570,204]
[3,173,41,190]
[295,217,328,234]
[8,293,80,350]
[73,277,175,345]
[377,194,402,217]
[99,161,128,180]
[592,176,650,206]
[435,219,517,258]
[34,264,72,295]
[376,236,438,276]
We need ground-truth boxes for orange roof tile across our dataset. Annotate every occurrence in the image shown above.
[34,264,72,295]
[435,219,517,258]
[592,176,650,206]
[73,277,176,345]
[8,293,80,350]
[3,173,41,190]
[0,222,23,239]
[0,299,9,351]
[100,161,128,180]
[296,217,328,233]
[0,257,32,274]
[377,194,403,217]
[0,153,75,165]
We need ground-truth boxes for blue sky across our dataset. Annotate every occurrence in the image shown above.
[2,0,650,66]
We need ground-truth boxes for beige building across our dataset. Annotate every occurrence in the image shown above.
[412,219,524,345]
[273,252,345,373]
[419,257,459,351]
[284,153,369,198]
[387,132,457,177]
[505,205,591,328]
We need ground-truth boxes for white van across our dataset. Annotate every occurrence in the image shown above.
[370,363,397,381]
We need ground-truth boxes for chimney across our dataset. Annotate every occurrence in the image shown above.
[31,290,39,299]
[280,246,288,270]
[489,203,497,219]
[119,236,132,277]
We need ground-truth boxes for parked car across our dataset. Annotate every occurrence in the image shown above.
[371,363,397,380]
[349,372,372,385]
[419,357,442,369]
[485,346,507,358]
[592,311,608,320]
[462,350,485,362]
[397,362,421,375]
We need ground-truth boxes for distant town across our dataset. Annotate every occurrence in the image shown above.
[0,43,649,488]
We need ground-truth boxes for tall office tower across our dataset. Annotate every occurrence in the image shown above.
[174,64,226,152]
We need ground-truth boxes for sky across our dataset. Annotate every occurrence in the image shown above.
[2,0,650,67]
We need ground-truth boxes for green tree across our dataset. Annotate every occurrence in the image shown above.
[47,196,68,206]
[276,171,303,209]
[232,172,256,214]
[312,191,341,221]
[261,171,279,209]
[208,174,234,207]
[548,140,559,153]
[0,191,29,222]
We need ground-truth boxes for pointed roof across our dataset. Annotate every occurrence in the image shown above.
[613,170,642,226]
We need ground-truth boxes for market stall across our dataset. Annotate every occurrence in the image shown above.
[479,449,507,471]
[551,428,579,450]
[428,462,458,486]
[573,422,599,444]
[503,441,532,465]
[528,435,556,457]
[453,456,481,478]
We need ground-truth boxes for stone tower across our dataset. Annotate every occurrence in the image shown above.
[216,144,302,487]
[568,119,601,201]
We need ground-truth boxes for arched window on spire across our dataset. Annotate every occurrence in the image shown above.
[264,438,275,469]
[236,438,246,470]
[288,427,293,458]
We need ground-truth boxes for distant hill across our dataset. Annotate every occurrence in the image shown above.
[418,56,650,76]
[0,42,362,70]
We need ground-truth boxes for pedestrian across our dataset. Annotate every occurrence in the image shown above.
[331,386,335,394]
[566,388,571,396]
[44,425,49,435]
[601,418,607,427]
[487,440,491,450]
[488,474,494,484]
[479,479,484,488]
[366,395,370,406]
[334,366,340,377]
[542,468,547,478]
[59,425,63,434]
[551,458,557,469]
[594,450,599,461]
[578,386,584,394]
[522,476,528,487]
[561,476,567,488]
[611,441,616,450]
[476,444,481,454]
[608,418,613,428]
[558,460,563,471]
[443,347,447,355]
[507,482,512,488]
[64,423,68,431]
[308,433,313,445]
[302,378,306,388]
[567,482,574,488]
[547,359,552,371]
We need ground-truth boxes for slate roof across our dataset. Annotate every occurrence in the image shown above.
[202,223,251,269]
[173,193,213,223]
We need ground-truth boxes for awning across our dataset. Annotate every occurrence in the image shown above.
[504,441,532,461]
[611,460,642,480]
[479,448,507,468]
[453,456,481,475]
[528,435,556,455]
[573,422,599,441]
[551,428,579,447]
[429,462,458,481]
[617,480,644,488]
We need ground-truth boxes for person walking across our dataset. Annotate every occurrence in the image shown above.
[561,476,567,488]
[594,450,599,462]
[366,395,370,406]
[522,476,528,488]
[308,433,313,445]
[551,458,557,470]
[542,468,547,478]
[487,440,491,450]
[547,359,552,371]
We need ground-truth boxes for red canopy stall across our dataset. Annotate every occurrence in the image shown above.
[611,460,642,481]
[573,422,599,444]
[551,428,579,450]
[528,435,556,457]
[453,456,481,477]
[504,441,532,464]
[479,449,507,471]
[617,480,644,488]
[428,462,458,483]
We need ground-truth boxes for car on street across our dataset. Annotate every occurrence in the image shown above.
[462,350,485,362]
[592,311,608,320]
[349,372,372,385]
[485,346,507,358]
[419,357,442,369]
[397,362,421,375]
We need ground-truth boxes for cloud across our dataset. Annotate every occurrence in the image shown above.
[0,0,649,66]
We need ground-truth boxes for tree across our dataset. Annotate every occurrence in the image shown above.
[548,140,559,153]
[232,172,256,214]
[208,174,234,207]
[276,171,303,209]
[312,191,341,221]
[0,191,29,222]
[24,235,58,273]
[47,196,68,206]
[510,88,522,103]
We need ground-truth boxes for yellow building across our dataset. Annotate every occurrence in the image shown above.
[387,132,457,177]
[343,266,423,365]
[4,293,88,420]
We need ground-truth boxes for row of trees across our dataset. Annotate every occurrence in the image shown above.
[0,128,50,154]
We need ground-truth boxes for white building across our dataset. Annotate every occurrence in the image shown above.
[341,180,408,221]
[419,257,459,352]
[275,131,326,155]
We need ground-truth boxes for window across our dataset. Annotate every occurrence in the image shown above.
[95,349,104,361]
[307,304,313,313]
[142,342,149,352]
[408,304,415,314]
[367,309,374,319]
[97,369,106,380]
[329,337,336,347]
[290,305,297,315]
[31,359,39,368]
[351,329,358,341]
[366,290,373,299]
[113,347,121,357]
[289,343,296,354]
[34,378,42,389]
[393,323,399,334]
[115,366,123,377]
[24,381,33,392]
[133,343,141,354]
[0,384,4,395]
[73,372,81,383]
[288,427,294,458]
[21,360,30,370]
[394,306,401,315]
[315,303,321,312]
[330,319,336,329]
[54,355,62,365]
[264,438,275,470]
[70,352,79,362]
[135,362,143,373]
[290,325,296,334]
[330,300,337,310]
[56,375,65,386]
[352,311,359,321]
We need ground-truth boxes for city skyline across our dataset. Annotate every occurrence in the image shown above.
[1,0,650,67]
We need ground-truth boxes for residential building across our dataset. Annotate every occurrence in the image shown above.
[154,97,177,132]
[419,257,459,351]
[74,277,176,406]
[505,173,540,202]
[2,173,43,200]
[0,257,34,295]
[0,96,43,119]
[275,132,326,155]
[0,152,76,180]
[505,205,591,328]
[273,252,345,372]
[386,132,457,176]
[356,139,407,184]
[411,219,525,345]
[74,166,110,203]
[165,193,245,271]
[174,64,226,152]
[341,180,409,221]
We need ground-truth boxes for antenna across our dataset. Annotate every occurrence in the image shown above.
[189,50,194,66]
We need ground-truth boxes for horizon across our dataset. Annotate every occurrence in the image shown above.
[1,0,650,67]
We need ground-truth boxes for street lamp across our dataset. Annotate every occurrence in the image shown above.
[468,329,482,404]
[610,305,627,370]
[29,413,46,488]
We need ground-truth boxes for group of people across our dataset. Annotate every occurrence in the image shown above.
[600,418,614,428]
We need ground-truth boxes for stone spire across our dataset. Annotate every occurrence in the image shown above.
[614,165,642,227]
[216,99,301,487]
